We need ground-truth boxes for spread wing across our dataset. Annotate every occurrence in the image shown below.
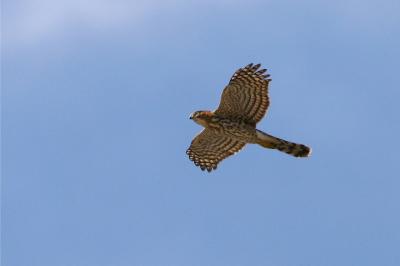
[186,129,246,172]
[214,63,271,125]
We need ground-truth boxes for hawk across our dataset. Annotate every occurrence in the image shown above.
[186,63,311,172]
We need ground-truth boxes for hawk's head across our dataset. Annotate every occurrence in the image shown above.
[190,110,213,127]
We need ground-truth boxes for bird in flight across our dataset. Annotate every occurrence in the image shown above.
[186,63,311,172]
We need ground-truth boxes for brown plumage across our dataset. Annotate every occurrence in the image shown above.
[187,63,311,172]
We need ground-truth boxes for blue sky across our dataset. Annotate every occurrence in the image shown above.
[2,0,400,265]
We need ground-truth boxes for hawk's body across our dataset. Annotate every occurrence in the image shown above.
[187,63,311,172]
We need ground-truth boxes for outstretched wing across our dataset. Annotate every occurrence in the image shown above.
[214,63,271,125]
[186,129,246,172]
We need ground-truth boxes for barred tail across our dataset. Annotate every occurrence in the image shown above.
[256,130,311,157]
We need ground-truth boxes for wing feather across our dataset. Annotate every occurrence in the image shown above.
[186,129,246,172]
[214,63,271,124]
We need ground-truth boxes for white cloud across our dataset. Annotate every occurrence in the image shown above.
[4,0,176,46]
[4,0,398,49]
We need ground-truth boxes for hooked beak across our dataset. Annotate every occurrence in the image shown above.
[189,113,193,119]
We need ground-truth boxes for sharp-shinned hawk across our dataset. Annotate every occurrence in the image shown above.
[187,63,311,172]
